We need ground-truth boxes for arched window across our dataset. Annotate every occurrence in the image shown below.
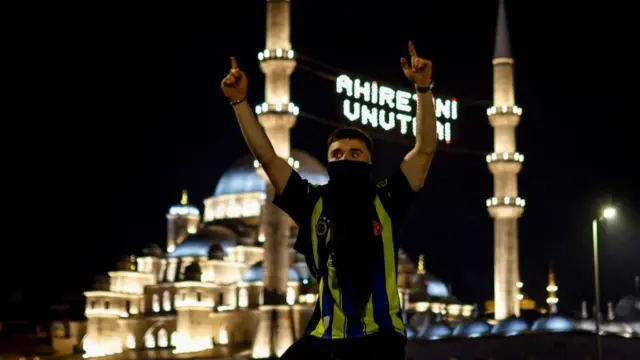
[126,334,136,349]
[170,331,178,346]
[286,287,296,306]
[218,327,229,345]
[238,288,248,308]
[152,294,160,313]
[157,329,168,348]
[144,332,156,348]
[162,290,171,311]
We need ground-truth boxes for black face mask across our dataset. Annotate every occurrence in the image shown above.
[327,160,372,188]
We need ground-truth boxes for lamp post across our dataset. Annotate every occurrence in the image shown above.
[592,206,616,360]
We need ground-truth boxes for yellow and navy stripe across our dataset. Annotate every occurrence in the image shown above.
[306,196,405,339]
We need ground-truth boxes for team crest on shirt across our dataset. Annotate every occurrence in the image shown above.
[372,220,382,237]
[376,179,388,188]
[316,217,329,236]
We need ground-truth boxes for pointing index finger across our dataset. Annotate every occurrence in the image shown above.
[408,41,418,57]
[230,56,238,69]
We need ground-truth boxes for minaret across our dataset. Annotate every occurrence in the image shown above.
[485,0,525,320]
[546,266,559,314]
[252,0,298,358]
[166,190,200,253]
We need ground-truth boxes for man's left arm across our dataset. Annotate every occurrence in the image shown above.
[399,41,437,192]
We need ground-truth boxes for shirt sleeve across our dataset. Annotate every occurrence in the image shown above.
[376,168,418,225]
[273,171,321,259]
[272,170,320,227]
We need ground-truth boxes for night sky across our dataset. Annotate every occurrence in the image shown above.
[8,1,637,315]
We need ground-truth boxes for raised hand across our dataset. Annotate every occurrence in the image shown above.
[400,41,432,87]
[221,56,248,102]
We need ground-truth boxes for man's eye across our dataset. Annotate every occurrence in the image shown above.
[350,152,358,158]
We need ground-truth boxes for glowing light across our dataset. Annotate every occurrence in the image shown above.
[602,207,616,219]
[255,101,299,116]
[162,290,171,311]
[486,105,522,116]
[485,196,526,208]
[258,48,295,60]
[157,329,169,347]
[218,328,229,345]
[152,294,160,312]
[486,152,524,163]
[335,74,457,143]
[286,287,296,305]
[126,334,136,349]
[238,288,248,308]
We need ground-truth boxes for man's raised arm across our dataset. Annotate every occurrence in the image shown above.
[221,56,292,195]
[399,41,437,192]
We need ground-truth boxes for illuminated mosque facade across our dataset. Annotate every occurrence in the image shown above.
[48,1,639,359]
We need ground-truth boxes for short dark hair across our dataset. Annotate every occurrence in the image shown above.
[327,126,374,153]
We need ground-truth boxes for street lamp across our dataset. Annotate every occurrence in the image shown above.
[592,206,616,360]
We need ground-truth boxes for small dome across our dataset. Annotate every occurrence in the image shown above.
[208,243,225,260]
[421,323,452,340]
[491,317,529,335]
[452,321,492,337]
[170,227,238,258]
[531,315,576,332]
[242,261,301,282]
[406,325,418,339]
[614,295,640,322]
[213,149,329,197]
[169,190,200,217]
[142,243,165,258]
[183,262,202,281]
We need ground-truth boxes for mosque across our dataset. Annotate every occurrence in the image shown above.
[50,178,475,358]
[47,1,639,359]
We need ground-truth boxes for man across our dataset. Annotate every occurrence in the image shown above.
[221,41,437,360]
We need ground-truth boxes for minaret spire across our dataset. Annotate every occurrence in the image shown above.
[417,254,425,275]
[180,189,188,205]
[486,0,525,320]
[546,265,559,314]
[494,0,511,59]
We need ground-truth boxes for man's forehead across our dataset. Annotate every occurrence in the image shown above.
[329,138,367,151]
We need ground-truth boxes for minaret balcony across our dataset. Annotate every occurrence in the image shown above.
[487,105,522,116]
[255,102,299,116]
[486,152,523,174]
[487,105,521,127]
[486,196,525,218]
[258,48,295,61]
[253,157,301,170]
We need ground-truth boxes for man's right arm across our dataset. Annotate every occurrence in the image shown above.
[232,100,292,195]
[220,56,292,195]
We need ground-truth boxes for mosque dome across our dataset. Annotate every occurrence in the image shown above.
[213,149,329,197]
[421,322,452,340]
[491,317,529,336]
[242,261,303,283]
[614,295,640,322]
[405,325,418,339]
[170,227,238,258]
[531,315,576,332]
[452,320,492,337]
